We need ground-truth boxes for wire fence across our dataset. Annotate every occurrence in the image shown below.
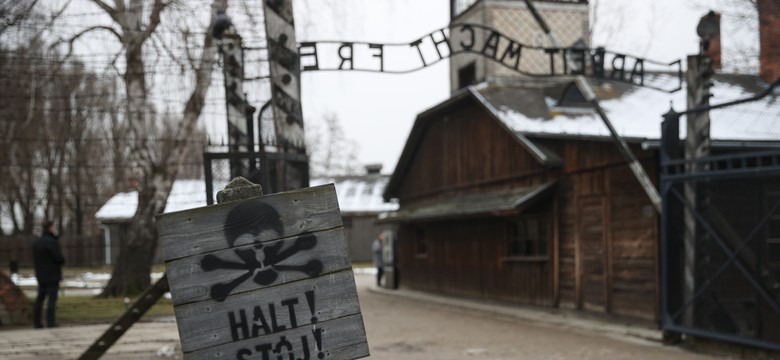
[660,78,780,352]
[0,234,107,269]
[707,79,780,143]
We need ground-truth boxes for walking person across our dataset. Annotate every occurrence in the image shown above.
[33,220,65,328]
[372,233,384,287]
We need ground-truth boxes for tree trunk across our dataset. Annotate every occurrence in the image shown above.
[99,0,223,297]
[101,169,173,295]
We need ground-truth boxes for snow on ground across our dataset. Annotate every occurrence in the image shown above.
[13,272,165,289]
[13,269,375,291]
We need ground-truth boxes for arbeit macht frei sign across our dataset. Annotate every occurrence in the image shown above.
[158,184,369,360]
[299,23,683,92]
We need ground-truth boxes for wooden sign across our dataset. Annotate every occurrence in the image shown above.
[158,184,369,359]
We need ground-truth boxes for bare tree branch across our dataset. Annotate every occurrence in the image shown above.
[152,31,186,73]
[183,29,196,71]
[0,0,39,36]
[88,0,119,23]
[56,25,122,60]
[131,0,169,56]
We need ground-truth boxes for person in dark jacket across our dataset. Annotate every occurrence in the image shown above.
[372,233,384,287]
[32,220,65,328]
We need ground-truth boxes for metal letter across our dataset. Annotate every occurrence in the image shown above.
[299,42,319,71]
[591,47,605,78]
[409,38,427,66]
[568,48,586,75]
[629,58,645,86]
[337,42,354,70]
[481,30,500,59]
[429,29,450,60]
[459,24,474,51]
[369,43,384,72]
[610,54,626,80]
[499,40,522,69]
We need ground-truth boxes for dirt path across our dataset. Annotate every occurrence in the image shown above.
[356,274,717,360]
[0,273,722,359]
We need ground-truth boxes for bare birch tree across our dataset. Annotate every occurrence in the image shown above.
[57,0,225,295]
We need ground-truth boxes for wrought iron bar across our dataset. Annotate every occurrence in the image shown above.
[668,186,780,317]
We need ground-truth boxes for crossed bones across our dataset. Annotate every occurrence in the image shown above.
[201,200,324,301]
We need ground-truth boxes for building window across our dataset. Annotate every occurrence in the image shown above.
[507,214,549,258]
[458,62,476,90]
[414,227,427,257]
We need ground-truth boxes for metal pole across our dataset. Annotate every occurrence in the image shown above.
[682,54,712,329]
[220,32,250,179]
[264,0,309,191]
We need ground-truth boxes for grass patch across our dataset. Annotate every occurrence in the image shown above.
[30,295,175,325]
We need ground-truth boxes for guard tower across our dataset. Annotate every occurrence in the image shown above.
[449,0,590,92]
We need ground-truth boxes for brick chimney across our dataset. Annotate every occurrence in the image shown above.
[697,11,721,71]
[759,0,780,83]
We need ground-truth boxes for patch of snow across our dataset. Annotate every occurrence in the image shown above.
[496,78,780,141]
[95,179,222,221]
[94,191,138,221]
[310,177,399,213]
[353,267,378,275]
[15,271,167,290]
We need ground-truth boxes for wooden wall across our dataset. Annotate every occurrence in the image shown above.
[397,104,555,206]
[557,141,659,321]
[397,217,554,306]
[392,99,661,322]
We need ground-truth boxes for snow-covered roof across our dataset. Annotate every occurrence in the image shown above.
[96,176,397,222]
[95,179,216,222]
[310,175,399,213]
[385,75,779,200]
[476,75,780,142]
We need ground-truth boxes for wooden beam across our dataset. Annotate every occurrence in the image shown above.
[78,274,170,360]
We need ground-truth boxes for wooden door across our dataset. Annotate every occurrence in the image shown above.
[577,196,608,312]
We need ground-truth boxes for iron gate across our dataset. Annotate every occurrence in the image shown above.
[660,79,780,351]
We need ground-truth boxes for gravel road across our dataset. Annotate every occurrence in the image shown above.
[0,272,723,359]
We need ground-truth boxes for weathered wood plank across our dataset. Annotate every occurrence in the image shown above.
[185,313,369,360]
[166,227,351,305]
[160,183,368,360]
[175,269,360,353]
[158,184,343,262]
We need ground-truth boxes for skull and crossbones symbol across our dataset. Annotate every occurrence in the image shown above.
[200,200,323,301]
